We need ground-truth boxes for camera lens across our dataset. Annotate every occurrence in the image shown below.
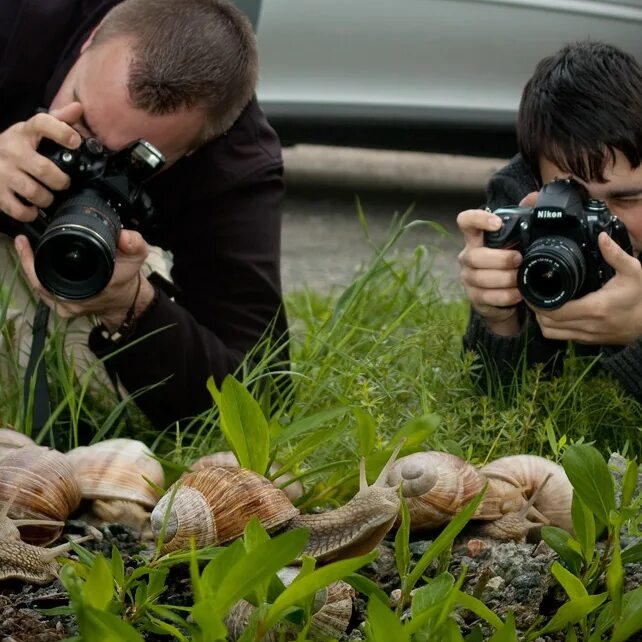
[518,236,586,309]
[34,190,120,300]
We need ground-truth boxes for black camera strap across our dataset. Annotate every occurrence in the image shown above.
[23,300,51,432]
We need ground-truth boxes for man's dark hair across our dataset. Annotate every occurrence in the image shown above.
[91,0,257,143]
[518,41,642,184]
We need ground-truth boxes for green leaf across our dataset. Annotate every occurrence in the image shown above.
[455,592,504,630]
[551,561,587,600]
[191,598,228,641]
[541,526,584,576]
[272,407,349,446]
[563,445,615,526]
[265,550,377,629]
[111,544,124,590]
[365,596,408,642]
[207,375,270,474]
[200,539,246,601]
[571,493,595,565]
[620,459,639,509]
[243,518,271,603]
[488,612,518,642]
[535,594,607,636]
[406,485,486,592]
[613,585,642,642]
[344,573,389,605]
[390,414,441,449]
[206,528,308,619]
[354,407,376,457]
[394,497,411,580]
[78,608,145,642]
[606,530,624,623]
[622,541,642,564]
[85,554,114,611]
[411,573,454,618]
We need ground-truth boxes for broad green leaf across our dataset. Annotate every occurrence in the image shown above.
[456,592,503,630]
[551,561,587,600]
[85,554,113,611]
[265,550,377,629]
[571,493,595,565]
[407,485,486,591]
[394,497,411,580]
[488,612,518,642]
[613,585,642,642]
[354,407,376,457]
[563,445,615,526]
[147,568,169,600]
[622,541,642,564]
[365,596,408,642]
[111,544,124,589]
[79,608,145,642]
[536,594,607,635]
[243,518,271,603]
[145,614,189,642]
[390,414,441,449]
[272,406,349,446]
[541,526,583,576]
[206,529,308,619]
[411,573,454,618]
[200,539,246,601]
[207,375,270,474]
[191,598,228,641]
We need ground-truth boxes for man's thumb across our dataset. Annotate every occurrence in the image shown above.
[519,191,539,208]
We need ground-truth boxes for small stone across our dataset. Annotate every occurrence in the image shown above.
[485,576,505,591]
[389,589,402,608]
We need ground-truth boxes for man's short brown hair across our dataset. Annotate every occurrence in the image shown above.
[91,0,258,143]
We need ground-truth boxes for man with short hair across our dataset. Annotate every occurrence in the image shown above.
[457,41,642,400]
[0,0,289,427]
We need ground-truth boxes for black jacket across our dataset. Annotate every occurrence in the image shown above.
[0,0,289,427]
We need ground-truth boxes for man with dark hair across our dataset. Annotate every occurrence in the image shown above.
[457,41,642,400]
[0,0,288,427]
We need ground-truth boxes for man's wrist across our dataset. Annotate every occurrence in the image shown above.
[99,276,156,332]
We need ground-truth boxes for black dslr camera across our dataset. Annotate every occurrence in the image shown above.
[483,179,632,309]
[22,137,165,300]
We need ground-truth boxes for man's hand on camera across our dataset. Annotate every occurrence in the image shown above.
[0,103,83,222]
[15,230,156,329]
[531,232,642,345]
[457,208,524,337]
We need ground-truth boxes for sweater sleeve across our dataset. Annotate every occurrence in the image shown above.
[89,164,289,428]
[600,342,642,401]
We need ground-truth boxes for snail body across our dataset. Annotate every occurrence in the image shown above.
[152,444,403,562]
[0,427,35,457]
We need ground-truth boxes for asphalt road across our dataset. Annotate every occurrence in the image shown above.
[280,145,508,296]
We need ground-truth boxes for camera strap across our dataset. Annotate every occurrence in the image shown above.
[23,300,51,432]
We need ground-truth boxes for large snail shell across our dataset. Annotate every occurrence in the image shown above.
[65,438,165,508]
[385,452,486,529]
[151,467,299,554]
[480,455,573,531]
[191,451,304,502]
[0,446,81,545]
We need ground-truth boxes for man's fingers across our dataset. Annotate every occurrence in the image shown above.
[519,191,539,208]
[48,102,84,128]
[457,209,502,247]
[459,246,522,270]
[470,286,522,309]
[8,171,54,209]
[461,267,519,290]
[599,232,640,275]
[19,149,71,191]
[118,230,149,259]
[22,111,82,150]
[0,192,38,222]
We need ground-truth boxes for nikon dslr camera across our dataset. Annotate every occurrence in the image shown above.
[483,179,632,310]
[22,136,165,300]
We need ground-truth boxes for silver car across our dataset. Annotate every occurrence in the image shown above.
[235,0,642,156]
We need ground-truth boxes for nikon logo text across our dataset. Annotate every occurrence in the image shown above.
[536,210,563,219]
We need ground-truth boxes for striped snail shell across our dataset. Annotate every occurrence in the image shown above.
[151,467,298,554]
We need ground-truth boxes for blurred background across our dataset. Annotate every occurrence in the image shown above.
[233,0,642,293]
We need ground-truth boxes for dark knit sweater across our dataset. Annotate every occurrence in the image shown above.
[463,154,642,400]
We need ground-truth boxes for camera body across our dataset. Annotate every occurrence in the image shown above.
[25,137,165,300]
[483,179,632,309]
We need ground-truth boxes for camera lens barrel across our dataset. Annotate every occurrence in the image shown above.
[518,236,586,309]
[34,190,121,300]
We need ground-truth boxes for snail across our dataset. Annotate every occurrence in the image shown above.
[65,438,165,533]
[0,486,94,584]
[151,443,403,562]
[225,567,354,641]
[384,451,573,540]
[0,427,36,457]
[0,444,81,545]
[191,451,304,502]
